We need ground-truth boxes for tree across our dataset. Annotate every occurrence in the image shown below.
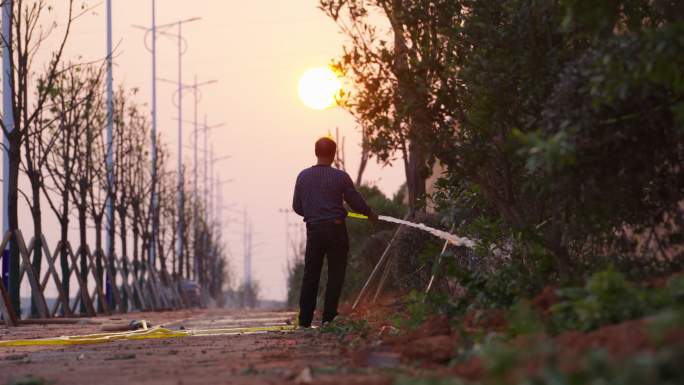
[43,64,95,312]
[518,0,684,260]
[156,142,177,277]
[111,86,142,310]
[126,103,152,284]
[320,0,458,213]
[0,0,77,314]
[322,0,684,279]
[68,65,106,313]
[82,67,110,313]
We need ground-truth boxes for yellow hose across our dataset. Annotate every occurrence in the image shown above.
[0,323,296,347]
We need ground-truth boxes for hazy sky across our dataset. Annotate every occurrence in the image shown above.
[10,1,404,301]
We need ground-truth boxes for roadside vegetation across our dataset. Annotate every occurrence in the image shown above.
[287,0,684,383]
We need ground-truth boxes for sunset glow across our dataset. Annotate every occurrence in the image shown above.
[297,67,341,110]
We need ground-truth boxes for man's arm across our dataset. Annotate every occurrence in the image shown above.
[342,173,375,218]
[292,176,304,216]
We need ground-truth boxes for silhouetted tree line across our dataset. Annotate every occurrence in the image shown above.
[321,0,684,279]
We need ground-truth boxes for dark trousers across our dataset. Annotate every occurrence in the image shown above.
[298,220,349,327]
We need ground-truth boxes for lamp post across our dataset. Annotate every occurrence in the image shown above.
[278,209,292,263]
[105,0,115,306]
[163,77,216,282]
[2,0,13,291]
[138,17,200,279]
[150,0,158,269]
[133,14,201,278]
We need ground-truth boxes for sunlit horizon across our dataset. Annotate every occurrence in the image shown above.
[297,66,342,110]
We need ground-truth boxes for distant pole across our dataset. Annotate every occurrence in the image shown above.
[2,0,13,290]
[278,209,291,263]
[193,75,199,282]
[105,0,115,306]
[210,144,214,225]
[132,16,201,279]
[203,115,209,288]
[176,21,185,279]
[243,208,251,287]
[149,0,158,269]
[204,115,209,224]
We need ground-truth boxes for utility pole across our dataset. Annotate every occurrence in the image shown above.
[105,0,115,306]
[133,16,200,279]
[198,117,225,289]
[176,20,184,279]
[243,208,251,287]
[161,17,200,279]
[278,209,291,262]
[200,122,227,216]
[149,0,158,270]
[162,79,217,283]
[192,76,198,282]
[210,145,215,226]
[204,116,209,223]
[190,77,216,283]
[243,208,252,307]
[2,0,13,291]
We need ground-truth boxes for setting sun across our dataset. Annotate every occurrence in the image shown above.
[297,67,341,110]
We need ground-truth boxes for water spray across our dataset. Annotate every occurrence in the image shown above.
[347,212,476,248]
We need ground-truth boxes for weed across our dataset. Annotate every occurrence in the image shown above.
[6,376,48,385]
[506,299,545,336]
[320,318,370,337]
[394,376,466,385]
[104,353,136,361]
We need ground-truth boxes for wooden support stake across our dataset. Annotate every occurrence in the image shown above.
[65,243,96,316]
[425,234,453,295]
[102,251,123,312]
[40,238,72,317]
[83,245,110,315]
[14,230,50,319]
[352,221,405,310]
[148,263,167,308]
[114,258,137,311]
[121,254,146,311]
[371,253,394,303]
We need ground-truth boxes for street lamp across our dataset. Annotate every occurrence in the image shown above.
[164,79,217,282]
[134,16,201,280]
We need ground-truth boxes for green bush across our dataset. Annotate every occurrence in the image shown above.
[550,270,683,332]
[446,259,547,311]
[522,346,684,385]
[506,299,545,337]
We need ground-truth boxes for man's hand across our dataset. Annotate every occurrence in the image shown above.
[367,212,379,222]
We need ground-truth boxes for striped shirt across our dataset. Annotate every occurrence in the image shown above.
[292,165,372,224]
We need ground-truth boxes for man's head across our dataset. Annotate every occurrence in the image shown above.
[315,137,336,165]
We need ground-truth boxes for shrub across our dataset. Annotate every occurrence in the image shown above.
[550,270,683,332]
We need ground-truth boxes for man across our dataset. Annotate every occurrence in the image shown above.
[292,137,378,327]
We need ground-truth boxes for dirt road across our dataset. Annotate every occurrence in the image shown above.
[0,309,390,385]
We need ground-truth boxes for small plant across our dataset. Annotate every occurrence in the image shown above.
[320,318,370,337]
[506,299,545,336]
[394,376,466,385]
[7,376,48,385]
[393,290,461,329]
